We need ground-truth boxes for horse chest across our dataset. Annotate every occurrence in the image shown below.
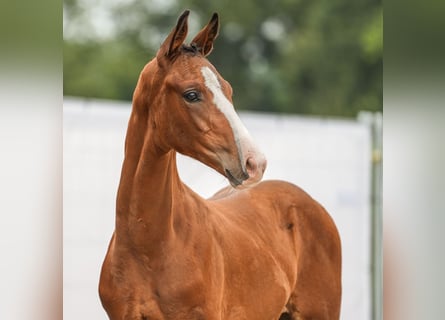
[105,266,206,320]
[117,248,218,319]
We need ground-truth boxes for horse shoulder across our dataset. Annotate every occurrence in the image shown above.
[245,179,341,274]
[254,181,342,318]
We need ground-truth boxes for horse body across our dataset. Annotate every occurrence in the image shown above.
[99,11,341,320]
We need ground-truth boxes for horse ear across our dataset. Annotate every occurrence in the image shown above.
[157,10,190,66]
[191,13,219,57]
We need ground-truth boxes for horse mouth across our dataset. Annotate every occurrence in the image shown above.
[225,169,248,187]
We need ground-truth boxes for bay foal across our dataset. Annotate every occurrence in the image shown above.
[99,11,341,320]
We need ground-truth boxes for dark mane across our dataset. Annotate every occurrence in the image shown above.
[181,43,200,55]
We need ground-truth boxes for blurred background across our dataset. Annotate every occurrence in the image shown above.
[63,0,382,320]
[63,0,382,117]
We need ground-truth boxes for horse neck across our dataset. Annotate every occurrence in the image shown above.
[115,87,186,249]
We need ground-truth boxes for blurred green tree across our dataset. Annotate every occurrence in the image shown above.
[63,0,382,117]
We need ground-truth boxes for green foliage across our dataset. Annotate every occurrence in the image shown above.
[63,0,382,117]
[64,40,149,100]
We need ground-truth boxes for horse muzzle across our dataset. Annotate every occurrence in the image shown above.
[224,152,267,189]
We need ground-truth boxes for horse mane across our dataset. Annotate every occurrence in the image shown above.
[181,43,201,56]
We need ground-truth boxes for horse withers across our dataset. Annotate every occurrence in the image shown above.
[99,10,341,320]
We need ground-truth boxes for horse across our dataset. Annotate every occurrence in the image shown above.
[99,10,341,320]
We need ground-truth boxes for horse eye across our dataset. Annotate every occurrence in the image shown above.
[183,90,200,103]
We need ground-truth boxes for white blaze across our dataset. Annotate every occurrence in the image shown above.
[201,66,257,165]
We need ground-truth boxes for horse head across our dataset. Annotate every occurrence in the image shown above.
[134,10,267,189]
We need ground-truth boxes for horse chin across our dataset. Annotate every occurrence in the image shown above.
[225,169,263,190]
[224,168,246,188]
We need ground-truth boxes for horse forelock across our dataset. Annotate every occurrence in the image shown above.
[181,43,200,55]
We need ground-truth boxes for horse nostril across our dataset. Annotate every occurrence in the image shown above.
[245,157,258,177]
